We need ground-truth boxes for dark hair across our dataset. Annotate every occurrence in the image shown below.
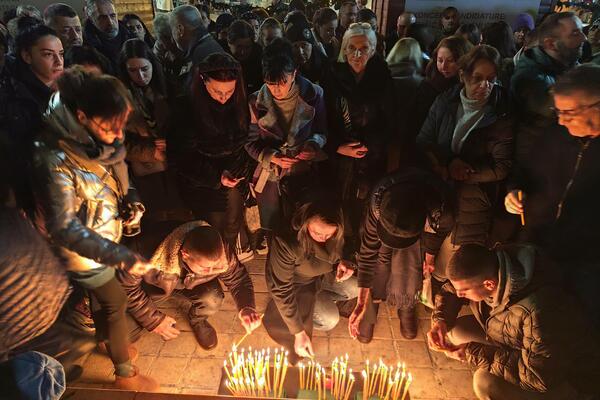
[122,13,155,47]
[192,53,249,133]
[43,3,77,25]
[447,243,498,282]
[118,38,166,96]
[65,45,112,73]
[426,35,473,80]
[289,0,307,14]
[227,19,255,43]
[196,4,210,18]
[458,44,501,77]
[340,1,357,10]
[406,23,435,55]
[292,197,344,258]
[3,9,17,25]
[553,64,600,98]
[57,65,131,120]
[442,6,458,17]
[456,23,481,46]
[283,10,308,27]
[215,12,235,33]
[482,21,516,59]
[312,7,337,27]
[252,7,270,21]
[240,11,259,23]
[262,37,295,82]
[357,8,376,23]
[538,11,576,42]
[182,225,224,261]
[15,23,58,62]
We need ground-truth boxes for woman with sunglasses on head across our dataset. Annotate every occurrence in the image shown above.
[245,38,327,234]
[170,53,255,261]
[32,66,158,391]
[416,45,513,280]
[321,22,395,255]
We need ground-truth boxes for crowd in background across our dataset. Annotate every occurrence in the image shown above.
[1,0,600,399]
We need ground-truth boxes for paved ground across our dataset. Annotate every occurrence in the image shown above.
[71,255,477,399]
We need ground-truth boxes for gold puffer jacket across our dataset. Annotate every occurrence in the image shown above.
[33,93,138,272]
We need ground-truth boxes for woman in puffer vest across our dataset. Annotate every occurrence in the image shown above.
[32,66,157,391]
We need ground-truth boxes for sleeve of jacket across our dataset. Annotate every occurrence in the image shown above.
[219,247,256,311]
[465,303,573,392]
[415,96,445,166]
[245,97,279,169]
[125,129,157,163]
[305,85,327,148]
[431,282,466,327]
[38,154,137,269]
[355,204,382,289]
[465,125,514,184]
[265,236,304,334]
[510,72,554,119]
[116,269,166,332]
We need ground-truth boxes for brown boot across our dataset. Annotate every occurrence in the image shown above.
[114,366,159,392]
[97,342,139,362]
[398,308,418,339]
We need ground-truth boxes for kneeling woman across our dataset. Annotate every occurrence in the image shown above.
[264,199,363,363]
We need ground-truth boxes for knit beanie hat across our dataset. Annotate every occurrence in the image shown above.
[512,13,534,32]
[285,20,315,44]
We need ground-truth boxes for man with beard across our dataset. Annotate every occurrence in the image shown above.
[510,12,586,163]
[82,0,134,72]
[43,3,83,51]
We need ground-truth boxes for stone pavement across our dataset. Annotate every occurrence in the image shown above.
[72,255,477,399]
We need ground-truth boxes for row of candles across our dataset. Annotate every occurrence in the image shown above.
[223,347,289,398]
[223,346,413,399]
[360,359,412,400]
[298,356,355,400]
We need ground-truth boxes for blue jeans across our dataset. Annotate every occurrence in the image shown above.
[313,273,359,331]
[0,351,65,400]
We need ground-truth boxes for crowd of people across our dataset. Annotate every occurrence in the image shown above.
[1,0,600,399]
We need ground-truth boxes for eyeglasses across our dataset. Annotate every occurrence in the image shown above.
[551,99,600,118]
[89,117,126,136]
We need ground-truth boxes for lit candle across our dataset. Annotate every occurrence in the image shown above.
[343,374,355,400]
[361,370,368,400]
[279,359,288,398]
[299,362,304,390]
[399,373,412,400]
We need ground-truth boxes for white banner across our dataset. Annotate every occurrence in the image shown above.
[404,0,542,29]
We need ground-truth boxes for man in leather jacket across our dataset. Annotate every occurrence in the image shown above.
[118,221,261,350]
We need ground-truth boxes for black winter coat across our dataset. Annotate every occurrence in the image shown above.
[83,20,134,73]
[321,55,396,200]
[356,168,454,289]
[509,125,600,265]
[0,208,70,356]
[417,85,513,245]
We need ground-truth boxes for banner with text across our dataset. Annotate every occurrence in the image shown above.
[404,0,542,29]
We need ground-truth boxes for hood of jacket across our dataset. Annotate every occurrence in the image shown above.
[43,92,97,148]
[488,244,536,313]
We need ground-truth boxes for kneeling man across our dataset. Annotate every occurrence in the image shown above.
[119,221,261,349]
[427,243,600,399]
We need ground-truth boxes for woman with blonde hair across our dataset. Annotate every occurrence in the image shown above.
[386,37,423,78]
[321,22,396,259]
